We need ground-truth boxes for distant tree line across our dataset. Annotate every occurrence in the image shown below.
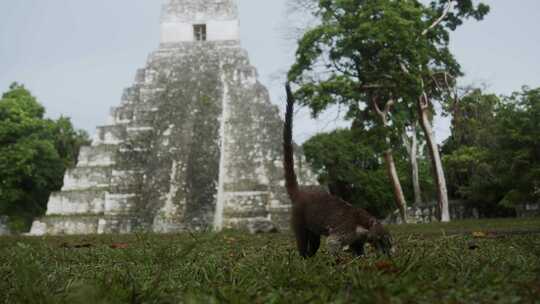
[302,86,540,219]
[0,83,90,231]
[442,87,540,217]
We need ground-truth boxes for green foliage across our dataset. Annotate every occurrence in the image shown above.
[303,128,394,217]
[443,89,499,150]
[54,116,91,169]
[496,87,540,207]
[442,90,501,210]
[303,128,434,218]
[0,83,90,231]
[442,87,540,215]
[288,0,489,119]
[1,219,539,303]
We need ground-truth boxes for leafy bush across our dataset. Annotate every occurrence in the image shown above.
[0,83,90,231]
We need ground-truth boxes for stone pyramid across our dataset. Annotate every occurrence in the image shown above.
[29,0,316,235]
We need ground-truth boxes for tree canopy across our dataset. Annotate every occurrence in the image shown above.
[0,83,90,231]
[288,0,488,114]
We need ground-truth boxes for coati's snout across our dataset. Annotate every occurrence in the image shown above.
[368,223,394,256]
[370,234,393,256]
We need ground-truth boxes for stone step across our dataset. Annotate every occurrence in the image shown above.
[62,166,113,191]
[120,83,161,105]
[29,215,138,236]
[94,124,127,145]
[110,101,160,125]
[77,145,117,167]
[222,191,269,219]
[93,123,157,146]
[46,189,107,216]
[44,190,138,221]
[104,193,137,215]
[110,105,135,124]
[121,86,140,104]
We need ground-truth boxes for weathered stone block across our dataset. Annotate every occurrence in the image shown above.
[94,125,127,145]
[46,190,107,216]
[30,216,101,235]
[247,220,278,234]
[0,216,10,236]
[62,167,113,191]
[77,145,117,167]
[105,193,136,215]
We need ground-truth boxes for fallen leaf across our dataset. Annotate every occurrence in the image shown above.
[110,243,129,249]
[472,231,487,238]
[375,260,400,274]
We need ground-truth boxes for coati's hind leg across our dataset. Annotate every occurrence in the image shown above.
[306,231,321,257]
[293,222,310,257]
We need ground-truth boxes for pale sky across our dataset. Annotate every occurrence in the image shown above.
[1,0,539,143]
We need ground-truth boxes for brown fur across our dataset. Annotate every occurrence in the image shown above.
[283,83,392,258]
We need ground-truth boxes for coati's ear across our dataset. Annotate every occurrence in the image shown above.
[368,218,378,228]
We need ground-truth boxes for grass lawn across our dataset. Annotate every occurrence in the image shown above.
[1,218,539,303]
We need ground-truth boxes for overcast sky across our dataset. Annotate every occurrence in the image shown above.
[1,0,539,143]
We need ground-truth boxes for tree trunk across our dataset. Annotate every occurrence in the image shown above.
[371,97,408,223]
[418,97,450,222]
[383,148,408,223]
[409,123,422,205]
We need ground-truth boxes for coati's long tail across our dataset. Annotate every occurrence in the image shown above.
[284,83,299,197]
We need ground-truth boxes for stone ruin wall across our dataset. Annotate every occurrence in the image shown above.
[385,200,481,224]
[160,0,240,44]
[162,0,238,22]
[0,216,10,236]
[29,41,317,235]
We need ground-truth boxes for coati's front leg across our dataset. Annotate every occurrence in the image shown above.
[294,223,321,258]
[306,231,321,257]
[349,239,366,256]
[294,228,321,258]
[293,218,315,258]
[293,227,309,257]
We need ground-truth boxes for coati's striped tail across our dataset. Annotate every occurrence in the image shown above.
[284,83,299,197]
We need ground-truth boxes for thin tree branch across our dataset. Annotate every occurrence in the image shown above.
[419,78,430,110]
[422,0,453,36]
[402,129,412,156]
[384,98,395,115]
[400,62,410,74]
[419,91,430,110]
[372,96,384,118]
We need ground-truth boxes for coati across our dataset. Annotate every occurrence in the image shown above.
[283,83,393,258]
